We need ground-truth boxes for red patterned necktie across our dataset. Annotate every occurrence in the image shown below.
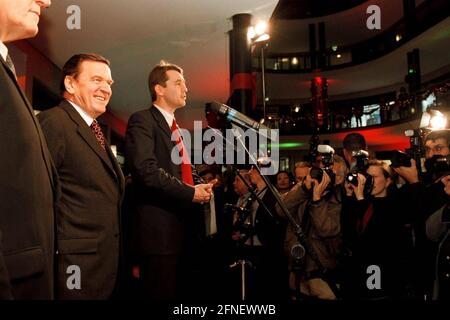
[171,119,193,185]
[90,119,106,150]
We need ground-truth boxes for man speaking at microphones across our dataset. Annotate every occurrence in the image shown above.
[125,61,214,300]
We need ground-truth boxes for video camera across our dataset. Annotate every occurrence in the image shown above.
[345,149,374,196]
[309,144,336,186]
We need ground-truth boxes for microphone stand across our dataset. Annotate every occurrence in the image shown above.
[208,124,341,300]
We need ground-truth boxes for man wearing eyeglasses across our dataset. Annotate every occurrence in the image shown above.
[424,130,450,159]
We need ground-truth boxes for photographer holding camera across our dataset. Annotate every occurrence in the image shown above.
[392,130,450,298]
[281,146,345,300]
[340,160,413,299]
[425,175,450,300]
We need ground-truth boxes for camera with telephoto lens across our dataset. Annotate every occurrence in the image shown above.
[309,144,336,186]
[425,154,450,181]
[345,149,374,196]
[390,150,412,168]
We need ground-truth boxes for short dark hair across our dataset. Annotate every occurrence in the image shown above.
[148,60,183,102]
[343,133,367,152]
[424,130,450,146]
[60,53,110,93]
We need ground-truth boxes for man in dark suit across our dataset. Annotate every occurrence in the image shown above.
[125,61,214,299]
[38,53,125,299]
[0,0,56,300]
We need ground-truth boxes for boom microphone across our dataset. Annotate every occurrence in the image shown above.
[209,102,272,137]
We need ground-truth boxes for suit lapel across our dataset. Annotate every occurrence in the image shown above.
[150,105,177,150]
[150,106,172,138]
[0,58,56,190]
[60,101,119,181]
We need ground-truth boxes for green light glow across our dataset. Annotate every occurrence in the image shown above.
[276,142,305,149]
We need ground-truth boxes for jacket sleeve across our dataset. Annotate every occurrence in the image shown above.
[308,191,342,238]
[37,110,66,169]
[276,182,310,218]
[125,112,194,205]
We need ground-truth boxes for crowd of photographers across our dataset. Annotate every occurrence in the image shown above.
[207,130,450,301]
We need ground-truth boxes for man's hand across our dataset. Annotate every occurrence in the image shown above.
[192,183,213,203]
[312,171,330,202]
[393,159,419,184]
[441,175,450,196]
[353,173,366,200]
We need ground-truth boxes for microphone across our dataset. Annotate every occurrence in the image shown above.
[290,243,306,262]
[209,102,272,137]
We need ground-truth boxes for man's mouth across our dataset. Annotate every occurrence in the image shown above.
[29,10,40,18]
[94,95,107,102]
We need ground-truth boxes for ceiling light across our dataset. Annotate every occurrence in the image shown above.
[336,54,341,59]
[292,57,298,65]
[255,21,268,36]
[395,34,402,42]
[294,106,300,113]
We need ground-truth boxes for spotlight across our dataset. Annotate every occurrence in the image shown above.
[395,34,402,42]
[336,54,341,59]
[292,57,299,65]
[255,21,268,36]
[420,109,448,130]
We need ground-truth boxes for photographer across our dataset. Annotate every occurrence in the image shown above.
[340,160,412,299]
[425,175,450,300]
[281,146,343,300]
[393,130,450,298]
[342,133,367,171]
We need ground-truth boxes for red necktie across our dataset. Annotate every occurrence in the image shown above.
[171,119,193,185]
[90,119,106,150]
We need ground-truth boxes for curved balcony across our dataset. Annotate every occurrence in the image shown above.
[254,0,449,73]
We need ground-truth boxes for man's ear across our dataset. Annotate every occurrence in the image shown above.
[155,84,164,97]
[64,76,75,94]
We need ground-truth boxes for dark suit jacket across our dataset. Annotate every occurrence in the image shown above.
[125,106,197,256]
[38,100,125,299]
[0,56,57,299]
